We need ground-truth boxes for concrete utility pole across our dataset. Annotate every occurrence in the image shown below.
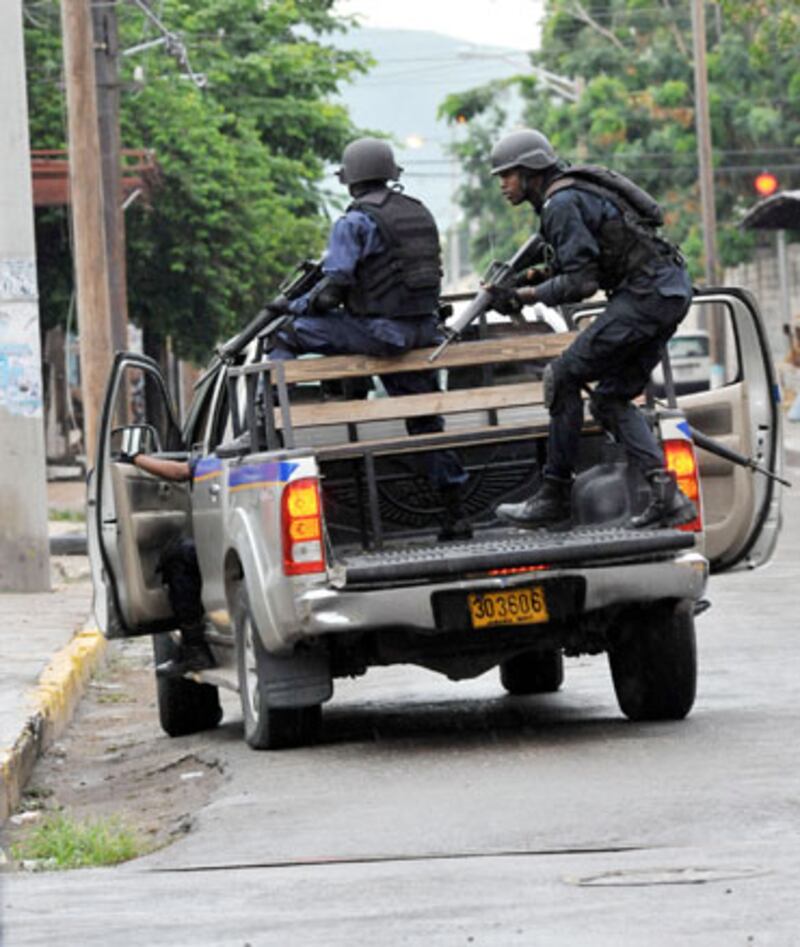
[0,2,51,591]
[60,0,114,466]
[92,0,129,355]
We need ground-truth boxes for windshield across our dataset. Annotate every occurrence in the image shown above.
[668,335,710,358]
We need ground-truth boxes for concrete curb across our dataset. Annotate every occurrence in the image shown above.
[0,628,107,824]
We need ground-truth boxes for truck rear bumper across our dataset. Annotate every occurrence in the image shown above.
[291,551,708,642]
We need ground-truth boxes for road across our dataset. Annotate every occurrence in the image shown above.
[2,491,799,946]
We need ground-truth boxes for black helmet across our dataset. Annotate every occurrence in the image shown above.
[490,129,558,175]
[337,137,402,185]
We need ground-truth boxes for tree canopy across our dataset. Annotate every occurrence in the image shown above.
[25,0,370,362]
[440,0,800,279]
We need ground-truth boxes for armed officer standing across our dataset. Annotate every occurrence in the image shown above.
[269,137,471,540]
[488,128,696,530]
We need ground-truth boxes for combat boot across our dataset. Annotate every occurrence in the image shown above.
[495,478,572,530]
[437,485,473,541]
[629,469,696,529]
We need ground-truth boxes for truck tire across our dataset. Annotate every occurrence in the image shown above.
[499,650,564,695]
[152,634,223,737]
[234,587,321,750]
[608,599,697,721]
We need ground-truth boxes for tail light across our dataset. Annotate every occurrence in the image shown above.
[282,478,326,575]
[663,438,703,532]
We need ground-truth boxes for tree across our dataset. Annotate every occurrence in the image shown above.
[441,0,800,278]
[24,0,370,363]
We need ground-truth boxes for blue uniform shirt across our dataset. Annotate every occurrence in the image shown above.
[289,210,385,315]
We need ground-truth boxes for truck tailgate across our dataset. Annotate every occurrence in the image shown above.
[332,526,695,586]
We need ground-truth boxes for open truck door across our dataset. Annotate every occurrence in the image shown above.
[87,352,189,638]
[675,288,783,572]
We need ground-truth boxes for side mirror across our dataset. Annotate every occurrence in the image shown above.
[110,423,162,458]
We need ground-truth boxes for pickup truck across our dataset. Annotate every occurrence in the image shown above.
[87,287,784,749]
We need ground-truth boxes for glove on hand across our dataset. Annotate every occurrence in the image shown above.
[116,448,140,465]
[487,284,523,316]
[514,266,551,287]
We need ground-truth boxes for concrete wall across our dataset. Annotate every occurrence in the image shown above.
[724,242,800,360]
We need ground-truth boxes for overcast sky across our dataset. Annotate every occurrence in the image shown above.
[335,0,543,51]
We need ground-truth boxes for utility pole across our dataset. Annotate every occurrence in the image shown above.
[691,0,719,286]
[691,0,725,377]
[60,0,114,466]
[92,0,129,356]
[0,2,51,590]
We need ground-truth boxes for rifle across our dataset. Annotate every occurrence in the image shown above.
[688,425,791,488]
[428,232,548,363]
[216,259,323,363]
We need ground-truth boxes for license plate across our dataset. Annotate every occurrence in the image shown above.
[467,587,549,629]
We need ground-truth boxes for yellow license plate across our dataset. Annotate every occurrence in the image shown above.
[467,587,549,629]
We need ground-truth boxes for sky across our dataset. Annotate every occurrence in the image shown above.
[335,0,543,52]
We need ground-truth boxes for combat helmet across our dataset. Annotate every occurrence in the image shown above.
[490,129,558,175]
[337,137,403,185]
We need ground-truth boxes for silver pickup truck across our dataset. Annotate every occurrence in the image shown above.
[88,287,783,749]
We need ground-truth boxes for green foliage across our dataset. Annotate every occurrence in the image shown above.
[12,812,145,869]
[443,0,800,279]
[24,0,369,362]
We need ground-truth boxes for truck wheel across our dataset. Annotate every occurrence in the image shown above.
[234,587,321,750]
[152,634,222,737]
[608,599,697,721]
[499,650,564,695]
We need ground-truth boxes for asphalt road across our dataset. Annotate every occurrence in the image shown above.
[2,492,799,946]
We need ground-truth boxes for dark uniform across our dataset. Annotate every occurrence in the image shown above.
[533,183,693,482]
[489,128,696,530]
[268,138,470,537]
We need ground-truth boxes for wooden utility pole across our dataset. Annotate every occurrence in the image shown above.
[60,0,114,466]
[92,0,129,356]
[691,0,719,287]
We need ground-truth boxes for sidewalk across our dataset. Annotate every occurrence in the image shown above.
[0,478,103,824]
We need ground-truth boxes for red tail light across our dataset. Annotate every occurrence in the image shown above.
[663,438,703,532]
[282,478,326,575]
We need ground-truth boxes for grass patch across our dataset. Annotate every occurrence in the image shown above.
[11,812,146,869]
[49,508,86,523]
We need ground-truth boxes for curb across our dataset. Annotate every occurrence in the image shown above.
[0,627,107,824]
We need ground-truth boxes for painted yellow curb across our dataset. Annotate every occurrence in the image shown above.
[0,627,107,824]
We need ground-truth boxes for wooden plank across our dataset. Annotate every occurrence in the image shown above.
[249,331,576,384]
[280,380,545,429]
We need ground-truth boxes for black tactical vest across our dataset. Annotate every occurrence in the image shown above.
[345,188,442,318]
[545,166,681,291]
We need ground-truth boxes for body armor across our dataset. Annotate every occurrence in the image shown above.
[545,165,682,292]
[346,188,442,318]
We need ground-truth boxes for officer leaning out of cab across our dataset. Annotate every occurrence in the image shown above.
[267,136,471,541]
[486,128,697,532]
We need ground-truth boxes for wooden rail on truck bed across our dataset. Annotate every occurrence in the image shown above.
[228,329,579,456]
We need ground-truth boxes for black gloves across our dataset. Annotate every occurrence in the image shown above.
[487,284,523,316]
[116,449,140,465]
[306,276,346,315]
[514,266,551,287]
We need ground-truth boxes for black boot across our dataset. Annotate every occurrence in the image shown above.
[495,478,572,530]
[437,485,473,541]
[156,627,216,678]
[629,469,697,529]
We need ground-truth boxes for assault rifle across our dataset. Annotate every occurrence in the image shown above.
[216,259,322,363]
[688,425,791,488]
[428,232,547,362]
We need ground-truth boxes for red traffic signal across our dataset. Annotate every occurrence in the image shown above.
[754,171,779,197]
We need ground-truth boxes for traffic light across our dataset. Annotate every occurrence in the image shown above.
[754,171,779,197]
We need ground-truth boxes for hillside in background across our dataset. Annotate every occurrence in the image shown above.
[327,27,526,232]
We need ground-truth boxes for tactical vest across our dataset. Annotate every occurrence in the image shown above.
[544,165,681,291]
[346,188,442,318]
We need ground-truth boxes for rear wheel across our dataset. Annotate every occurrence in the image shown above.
[608,599,697,721]
[234,587,321,750]
[499,649,564,695]
[152,634,222,737]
